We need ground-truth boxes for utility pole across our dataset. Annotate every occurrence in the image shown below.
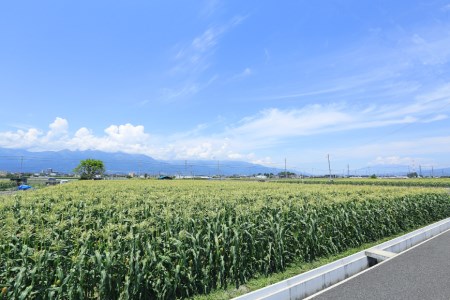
[185,160,187,178]
[217,160,220,179]
[284,158,287,178]
[432,166,434,178]
[419,165,422,177]
[347,164,350,178]
[327,154,331,181]
[20,156,23,175]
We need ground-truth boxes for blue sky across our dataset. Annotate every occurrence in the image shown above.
[1,0,450,172]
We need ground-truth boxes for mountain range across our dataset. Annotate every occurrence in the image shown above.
[1,148,448,177]
[0,148,284,176]
[353,164,450,177]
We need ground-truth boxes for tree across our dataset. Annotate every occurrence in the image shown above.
[277,171,296,178]
[74,159,105,180]
[407,172,418,178]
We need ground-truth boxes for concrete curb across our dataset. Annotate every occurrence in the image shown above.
[233,217,450,300]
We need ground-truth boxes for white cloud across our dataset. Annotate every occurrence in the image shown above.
[369,156,439,169]
[45,117,69,141]
[230,106,352,139]
[160,75,218,102]
[164,16,246,100]
[229,67,252,81]
[0,128,43,149]
[192,28,220,52]
[421,114,448,123]
[334,136,450,161]
[200,0,222,17]
[416,83,450,104]
[0,118,153,155]
[68,128,99,151]
[172,16,246,75]
[405,29,450,66]
[1,82,450,165]
[104,124,149,144]
[251,23,450,110]
[227,152,243,159]
[136,100,149,107]
[371,156,418,166]
[248,155,275,166]
[241,67,252,76]
[225,85,450,144]
[161,83,199,100]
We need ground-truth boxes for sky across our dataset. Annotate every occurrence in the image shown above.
[1,0,450,173]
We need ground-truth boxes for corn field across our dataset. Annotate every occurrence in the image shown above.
[1,180,450,299]
[279,177,450,187]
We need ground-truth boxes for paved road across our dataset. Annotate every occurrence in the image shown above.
[0,190,16,195]
[312,229,450,300]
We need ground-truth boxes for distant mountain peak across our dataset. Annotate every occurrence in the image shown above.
[0,148,283,176]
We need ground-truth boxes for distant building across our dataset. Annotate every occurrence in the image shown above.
[46,178,58,185]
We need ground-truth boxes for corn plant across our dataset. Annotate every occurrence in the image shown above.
[1,180,449,299]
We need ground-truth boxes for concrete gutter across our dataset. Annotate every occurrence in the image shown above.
[365,249,396,262]
[233,217,450,300]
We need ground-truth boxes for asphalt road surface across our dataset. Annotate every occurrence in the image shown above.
[312,229,450,300]
[0,190,16,195]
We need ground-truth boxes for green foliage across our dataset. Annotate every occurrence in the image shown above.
[0,180,16,191]
[370,174,377,179]
[277,171,296,178]
[73,159,105,180]
[281,177,450,187]
[0,181,449,299]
